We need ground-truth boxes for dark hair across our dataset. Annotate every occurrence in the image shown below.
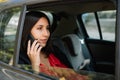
[19,11,53,64]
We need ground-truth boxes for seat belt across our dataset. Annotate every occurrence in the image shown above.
[75,16,94,70]
[77,33,94,71]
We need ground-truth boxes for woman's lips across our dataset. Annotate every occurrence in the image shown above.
[38,39,47,44]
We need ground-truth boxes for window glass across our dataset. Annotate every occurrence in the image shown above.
[0,7,21,64]
[82,13,100,39]
[82,10,116,41]
[98,10,116,41]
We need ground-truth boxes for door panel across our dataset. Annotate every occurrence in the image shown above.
[86,39,115,74]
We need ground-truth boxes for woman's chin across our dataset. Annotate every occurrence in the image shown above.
[40,44,46,47]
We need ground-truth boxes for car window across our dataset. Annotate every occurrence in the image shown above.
[0,7,21,64]
[82,10,116,41]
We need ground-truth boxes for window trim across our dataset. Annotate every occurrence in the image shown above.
[94,12,103,39]
[115,1,120,80]
[13,4,27,67]
[77,14,88,38]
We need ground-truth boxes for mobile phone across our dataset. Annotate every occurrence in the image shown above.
[28,34,35,45]
[28,34,41,48]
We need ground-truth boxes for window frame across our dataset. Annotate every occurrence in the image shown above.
[12,5,27,67]
[115,0,120,80]
[80,10,116,42]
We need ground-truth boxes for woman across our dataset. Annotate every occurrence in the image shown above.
[19,11,72,73]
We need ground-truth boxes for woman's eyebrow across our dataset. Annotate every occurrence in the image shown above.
[36,25,50,28]
[38,24,42,26]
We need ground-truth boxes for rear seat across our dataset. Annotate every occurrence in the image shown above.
[51,34,94,71]
[62,34,94,71]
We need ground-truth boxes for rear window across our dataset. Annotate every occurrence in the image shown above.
[82,10,116,41]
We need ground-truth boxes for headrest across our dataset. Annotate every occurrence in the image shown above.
[41,11,59,33]
[62,34,82,56]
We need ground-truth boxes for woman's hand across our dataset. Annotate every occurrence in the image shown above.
[27,40,42,73]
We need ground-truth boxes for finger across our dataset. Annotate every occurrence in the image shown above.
[31,40,38,52]
[37,46,42,54]
[34,43,41,53]
[27,40,31,55]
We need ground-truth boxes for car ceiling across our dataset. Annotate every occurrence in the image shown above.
[28,0,116,15]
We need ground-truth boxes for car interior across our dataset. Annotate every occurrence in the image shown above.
[18,0,116,76]
[0,0,117,80]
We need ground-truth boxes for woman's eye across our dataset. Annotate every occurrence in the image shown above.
[47,26,50,30]
[37,26,42,30]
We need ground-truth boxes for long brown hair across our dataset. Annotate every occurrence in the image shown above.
[19,11,53,64]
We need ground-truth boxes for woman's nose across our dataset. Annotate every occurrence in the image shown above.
[43,29,49,37]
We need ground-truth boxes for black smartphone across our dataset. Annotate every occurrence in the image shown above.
[28,34,41,48]
[28,34,35,45]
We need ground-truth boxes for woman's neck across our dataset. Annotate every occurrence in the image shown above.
[40,52,50,67]
[40,51,47,58]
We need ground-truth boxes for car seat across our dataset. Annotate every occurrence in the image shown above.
[62,34,94,71]
[51,37,73,68]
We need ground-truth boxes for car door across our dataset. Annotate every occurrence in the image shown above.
[77,10,116,74]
